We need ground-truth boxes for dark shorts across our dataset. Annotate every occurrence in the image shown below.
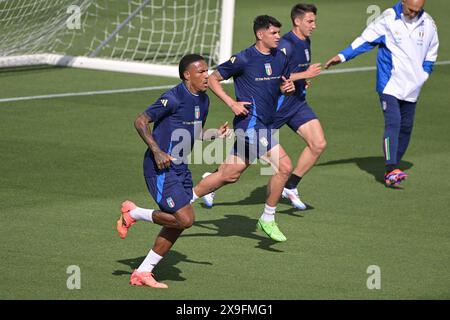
[273,100,317,131]
[231,116,279,163]
[145,170,193,213]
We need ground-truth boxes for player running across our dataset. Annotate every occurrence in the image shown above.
[191,15,295,242]
[274,3,326,209]
[116,54,230,288]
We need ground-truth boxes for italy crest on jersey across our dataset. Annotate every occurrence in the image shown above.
[418,28,425,38]
[264,63,272,76]
[194,106,200,119]
[166,197,175,208]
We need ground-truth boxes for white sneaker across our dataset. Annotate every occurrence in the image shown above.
[281,188,307,210]
[202,172,215,208]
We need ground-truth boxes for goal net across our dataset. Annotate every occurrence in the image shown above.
[0,0,235,77]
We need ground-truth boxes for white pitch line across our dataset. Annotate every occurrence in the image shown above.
[1,61,449,103]
[0,85,174,103]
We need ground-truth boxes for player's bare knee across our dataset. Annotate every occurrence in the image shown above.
[312,138,327,155]
[181,219,194,229]
[177,215,194,230]
[278,158,293,177]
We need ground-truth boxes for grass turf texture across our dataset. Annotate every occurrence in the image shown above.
[0,0,449,299]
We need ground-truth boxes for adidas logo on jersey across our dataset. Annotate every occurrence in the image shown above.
[161,99,168,107]
[230,56,236,64]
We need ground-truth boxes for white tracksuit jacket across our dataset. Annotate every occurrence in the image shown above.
[338,1,439,103]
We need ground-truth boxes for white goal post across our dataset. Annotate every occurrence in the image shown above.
[0,0,235,78]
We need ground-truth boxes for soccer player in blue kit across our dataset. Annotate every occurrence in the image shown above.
[274,4,326,209]
[191,15,296,242]
[116,54,230,288]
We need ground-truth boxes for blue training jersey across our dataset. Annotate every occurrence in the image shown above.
[143,82,209,177]
[217,45,290,125]
[278,31,311,109]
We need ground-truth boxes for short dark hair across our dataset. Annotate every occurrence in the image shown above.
[178,54,205,80]
[253,15,282,36]
[291,3,317,24]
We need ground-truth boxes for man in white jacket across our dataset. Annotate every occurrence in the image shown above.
[325,0,439,187]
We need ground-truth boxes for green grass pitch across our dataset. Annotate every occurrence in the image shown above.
[0,0,449,299]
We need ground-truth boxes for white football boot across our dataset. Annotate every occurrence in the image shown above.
[202,172,215,208]
[281,188,307,210]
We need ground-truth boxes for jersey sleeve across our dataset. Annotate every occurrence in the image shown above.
[423,20,439,74]
[144,92,179,122]
[279,40,293,76]
[339,9,389,62]
[278,39,293,61]
[216,53,247,80]
[281,53,291,79]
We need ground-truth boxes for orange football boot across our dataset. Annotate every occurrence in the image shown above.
[116,200,137,239]
[129,269,168,288]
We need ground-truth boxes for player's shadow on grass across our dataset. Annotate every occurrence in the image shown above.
[182,214,284,253]
[317,156,413,186]
[207,185,314,212]
[201,186,267,207]
[277,206,310,216]
[113,250,212,282]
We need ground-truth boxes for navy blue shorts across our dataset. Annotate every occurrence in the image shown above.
[273,100,317,131]
[145,170,193,213]
[231,115,278,162]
